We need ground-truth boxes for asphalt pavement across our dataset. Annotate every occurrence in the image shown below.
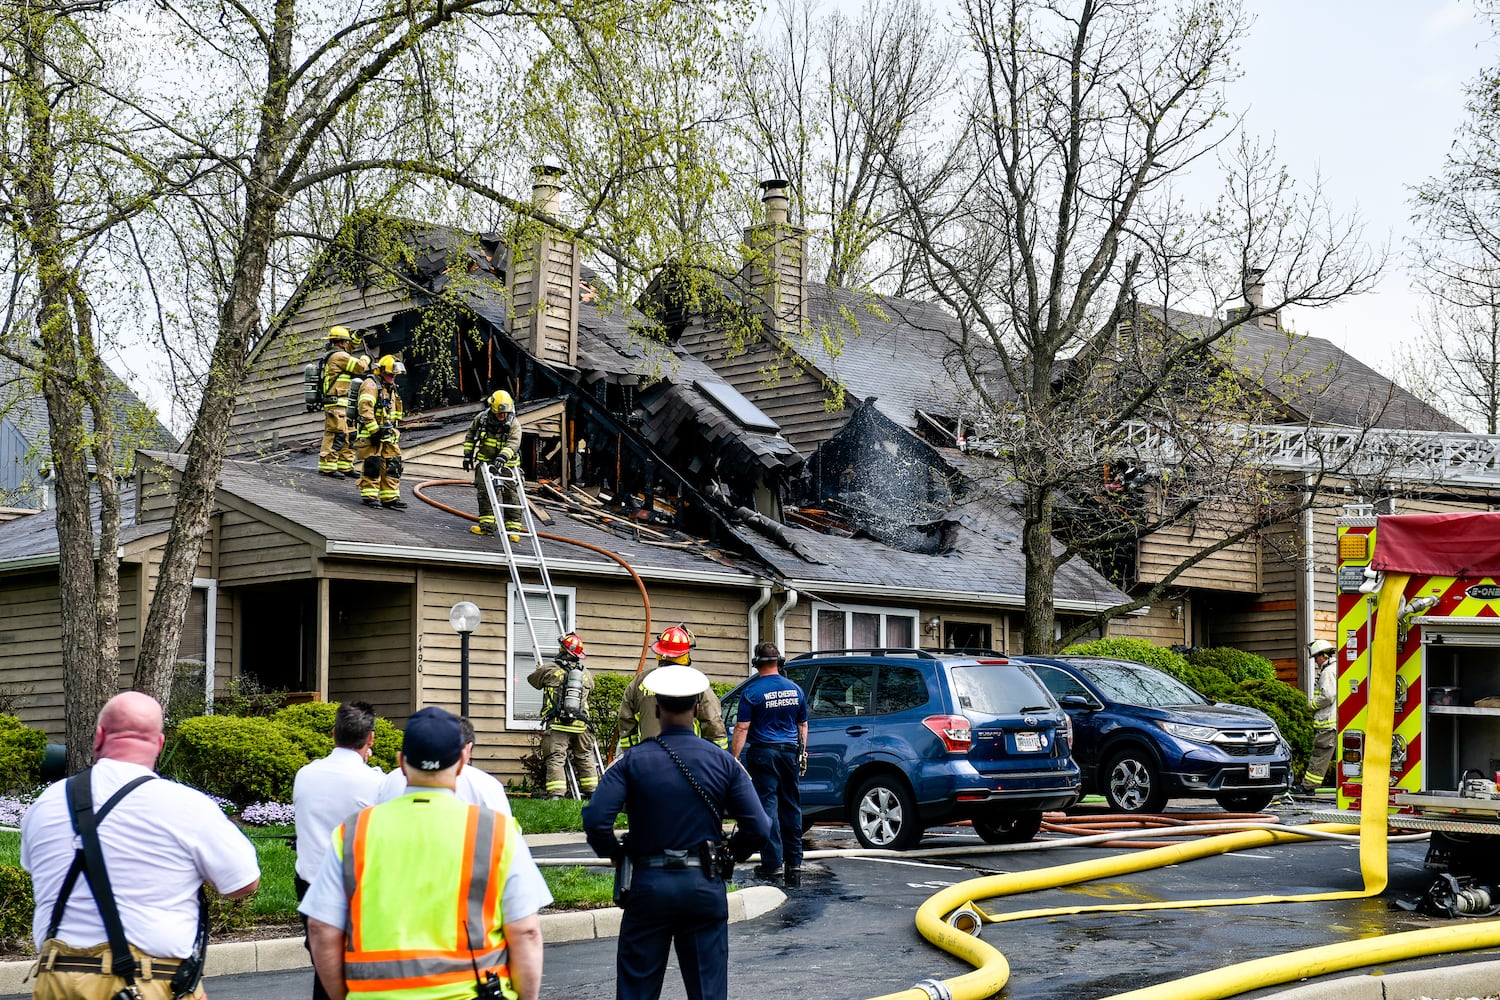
[180,799,1500,1000]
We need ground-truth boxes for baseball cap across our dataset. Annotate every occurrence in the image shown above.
[401,706,464,771]
[643,664,710,699]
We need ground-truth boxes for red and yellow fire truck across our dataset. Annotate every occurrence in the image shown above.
[1330,509,1500,875]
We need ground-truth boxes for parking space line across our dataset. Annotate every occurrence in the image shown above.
[848,856,970,870]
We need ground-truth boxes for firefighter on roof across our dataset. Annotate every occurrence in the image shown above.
[317,327,369,478]
[462,389,524,540]
[354,355,406,509]
[527,633,599,799]
[617,624,728,751]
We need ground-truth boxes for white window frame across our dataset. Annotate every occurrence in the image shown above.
[812,601,920,651]
[506,583,575,730]
[182,578,218,713]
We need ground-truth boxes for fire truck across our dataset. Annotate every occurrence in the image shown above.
[1325,508,1500,880]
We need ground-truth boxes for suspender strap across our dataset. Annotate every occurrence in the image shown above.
[46,770,155,981]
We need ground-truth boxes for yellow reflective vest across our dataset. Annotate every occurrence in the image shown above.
[333,791,517,999]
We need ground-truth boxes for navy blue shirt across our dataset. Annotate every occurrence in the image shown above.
[736,674,808,748]
[583,725,769,862]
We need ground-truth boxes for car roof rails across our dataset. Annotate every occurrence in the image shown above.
[925,647,1009,658]
[787,647,939,661]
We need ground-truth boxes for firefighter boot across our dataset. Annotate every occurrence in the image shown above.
[783,865,802,888]
[506,520,523,543]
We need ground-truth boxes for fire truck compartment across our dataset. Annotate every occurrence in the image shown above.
[1421,637,1500,789]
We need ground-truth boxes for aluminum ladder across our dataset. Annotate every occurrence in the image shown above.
[478,464,601,797]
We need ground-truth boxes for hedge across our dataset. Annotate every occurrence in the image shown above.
[167,716,308,804]
[0,716,46,792]
[271,703,401,772]
[0,864,31,940]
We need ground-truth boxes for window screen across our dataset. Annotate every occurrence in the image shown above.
[179,587,209,663]
[509,588,572,723]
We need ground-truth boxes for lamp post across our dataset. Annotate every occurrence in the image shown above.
[449,601,482,716]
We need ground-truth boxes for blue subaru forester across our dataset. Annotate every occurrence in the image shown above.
[720,648,1081,850]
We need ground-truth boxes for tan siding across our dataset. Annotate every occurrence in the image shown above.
[418,569,512,772]
[329,579,412,722]
[1135,499,1261,594]
[231,283,418,457]
[216,509,315,584]
[117,565,141,690]
[134,457,180,525]
[1110,602,1189,647]
[215,587,234,693]
[0,574,65,738]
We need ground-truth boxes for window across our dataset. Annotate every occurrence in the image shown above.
[507,585,575,729]
[1032,665,1094,706]
[813,603,919,651]
[180,580,217,712]
[809,663,875,718]
[873,666,929,715]
[948,664,1055,715]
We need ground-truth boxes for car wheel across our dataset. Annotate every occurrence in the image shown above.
[851,775,922,850]
[1103,749,1167,813]
[1215,792,1275,813]
[972,812,1043,844]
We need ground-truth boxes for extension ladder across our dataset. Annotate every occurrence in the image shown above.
[478,464,601,798]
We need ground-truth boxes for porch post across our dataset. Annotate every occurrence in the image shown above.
[316,577,331,701]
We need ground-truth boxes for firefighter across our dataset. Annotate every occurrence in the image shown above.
[354,355,406,509]
[316,327,370,478]
[527,633,599,800]
[1299,638,1338,795]
[617,624,728,751]
[461,389,524,540]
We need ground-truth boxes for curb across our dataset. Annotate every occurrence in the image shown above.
[1256,958,1500,999]
[0,885,788,994]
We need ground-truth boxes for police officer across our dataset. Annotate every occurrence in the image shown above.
[461,389,524,540]
[1299,639,1338,795]
[583,666,770,1000]
[729,642,808,887]
[528,633,599,800]
[617,625,728,751]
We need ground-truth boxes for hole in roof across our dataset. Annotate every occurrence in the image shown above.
[695,379,779,433]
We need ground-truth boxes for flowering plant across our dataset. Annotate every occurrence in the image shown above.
[239,800,296,826]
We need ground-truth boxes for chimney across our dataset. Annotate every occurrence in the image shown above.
[1241,266,1279,331]
[508,164,579,367]
[742,179,807,338]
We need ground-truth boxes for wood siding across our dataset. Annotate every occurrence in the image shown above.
[217,508,315,585]
[509,236,578,368]
[229,283,416,458]
[329,579,413,722]
[1111,602,1189,647]
[1134,499,1261,594]
[677,317,849,455]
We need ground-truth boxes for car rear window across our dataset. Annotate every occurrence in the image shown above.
[948,664,1055,715]
[1080,663,1208,707]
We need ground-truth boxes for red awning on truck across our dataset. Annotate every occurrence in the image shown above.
[1372,511,1500,577]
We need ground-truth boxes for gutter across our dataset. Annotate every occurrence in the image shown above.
[323,540,765,589]
[780,577,1131,615]
[773,588,799,652]
[746,585,772,671]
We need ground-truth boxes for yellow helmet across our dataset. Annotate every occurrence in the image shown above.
[373,355,405,377]
[488,390,515,418]
[328,325,355,342]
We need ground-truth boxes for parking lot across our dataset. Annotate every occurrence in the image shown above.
[183,801,1500,1000]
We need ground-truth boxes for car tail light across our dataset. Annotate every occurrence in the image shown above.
[1058,712,1073,752]
[923,714,972,753]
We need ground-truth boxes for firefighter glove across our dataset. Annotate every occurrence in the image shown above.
[462,456,474,472]
[499,446,517,466]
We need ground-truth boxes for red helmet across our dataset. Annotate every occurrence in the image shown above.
[650,624,695,659]
[560,633,585,660]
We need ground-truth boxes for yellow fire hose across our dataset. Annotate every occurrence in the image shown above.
[872,575,1500,1000]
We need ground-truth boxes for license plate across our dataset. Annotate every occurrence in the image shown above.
[1249,762,1269,780]
[1014,731,1041,752]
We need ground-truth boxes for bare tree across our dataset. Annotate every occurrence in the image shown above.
[734,0,958,289]
[884,0,1382,651]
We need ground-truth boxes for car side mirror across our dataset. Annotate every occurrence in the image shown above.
[1061,695,1094,710]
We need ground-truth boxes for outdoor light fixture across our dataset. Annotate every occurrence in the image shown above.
[449,601,482,715]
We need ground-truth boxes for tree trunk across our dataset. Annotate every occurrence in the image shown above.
[1021,479,1058,655]
[17,11,120,772]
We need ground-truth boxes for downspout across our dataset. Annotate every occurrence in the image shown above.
[1302,475,1316,698]
[747,584,772,675]
[774,588,799,654]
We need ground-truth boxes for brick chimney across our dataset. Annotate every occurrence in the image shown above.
[507,164,580,367]
[742,179,807,337]
[1237,267,1280,331]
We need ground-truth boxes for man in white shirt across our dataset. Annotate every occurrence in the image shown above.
[22,692,260,1000]
[373,716,512,815]
[292,700,384,1000]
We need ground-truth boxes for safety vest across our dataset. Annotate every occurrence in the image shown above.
[334,792,516,999]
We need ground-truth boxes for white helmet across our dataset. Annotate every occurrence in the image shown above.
[1308,639,1337,658]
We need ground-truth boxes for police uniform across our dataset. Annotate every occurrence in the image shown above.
[582,667,770,1000]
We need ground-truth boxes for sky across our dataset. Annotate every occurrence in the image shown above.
[1221,0,1493,382]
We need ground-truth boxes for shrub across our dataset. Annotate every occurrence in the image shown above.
[1189,647,1277,684]
[0,716,46,792]
[1236,678,1315,777]
[270,702,399,771]
[368,718,401,772]
[167,716,307,805]
[1062,638,1191,680]
[0,864,32,941]
[589,671,631,758]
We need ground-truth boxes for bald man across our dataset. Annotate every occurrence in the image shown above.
[22,693,260,999]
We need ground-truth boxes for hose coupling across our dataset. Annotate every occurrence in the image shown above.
[946,906,983,937]
[911,978,953,1000]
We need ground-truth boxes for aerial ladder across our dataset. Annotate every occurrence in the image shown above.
[478,463,604,798]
